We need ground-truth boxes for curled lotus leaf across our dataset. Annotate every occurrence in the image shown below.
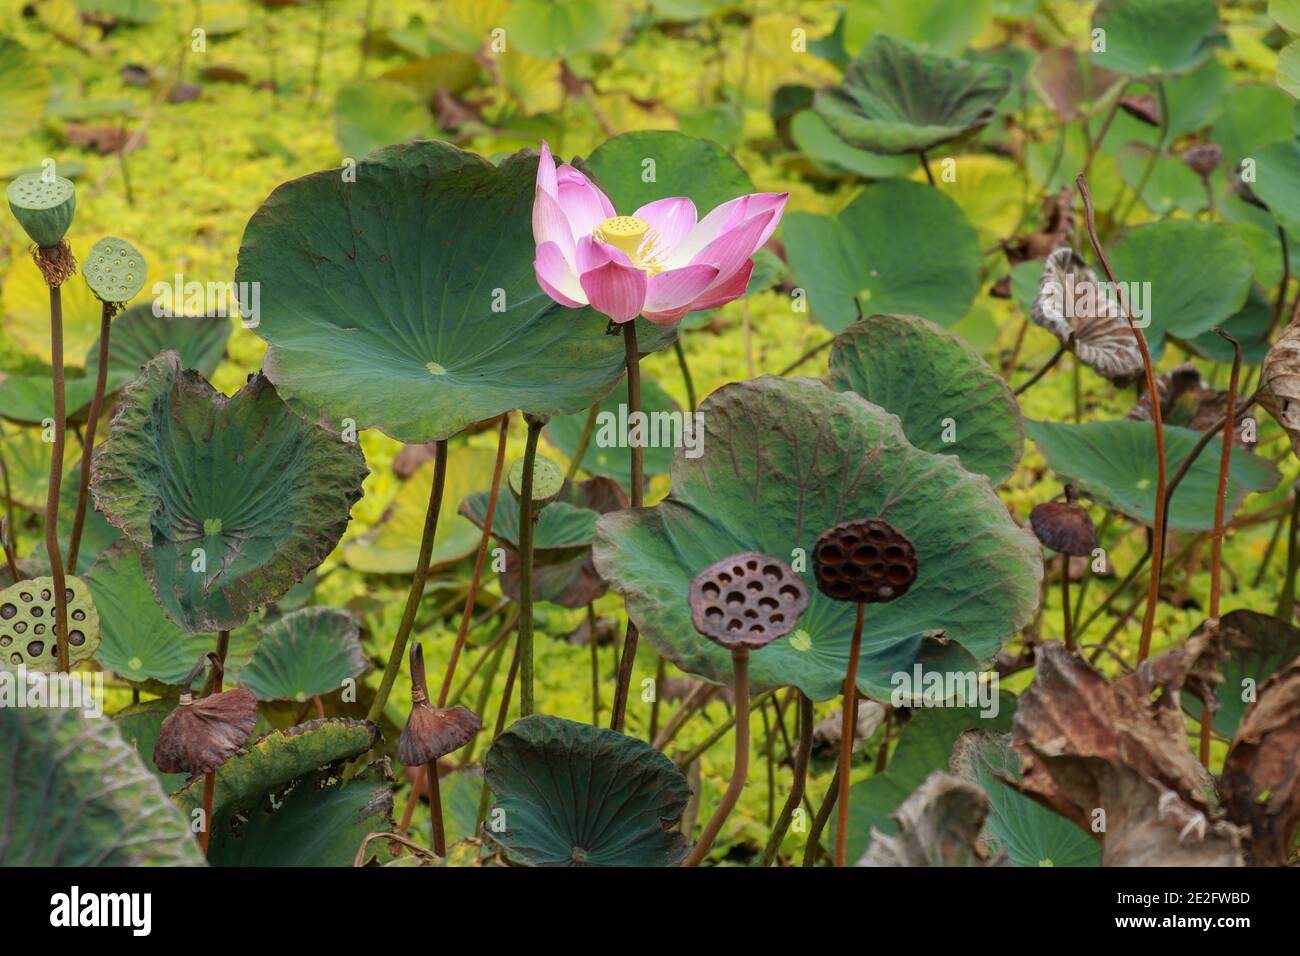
[1030,248,1143,383]
[1258,314,1300,457]
[90,351,368,633]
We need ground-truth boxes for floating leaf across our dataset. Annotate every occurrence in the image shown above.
[484,715,691,866]
[814,34,1011,156]
[1,699,203,865]
[333,79,427,158]
[1090,0,1219,77]
[825,313,1023,484]
[91,353,367,632]
[785,179,980,332]
[1026,419,1278,532]
[502,0,615,59]
[236,141,672,444]
[594,377,1042,700]
[236,607,368,703]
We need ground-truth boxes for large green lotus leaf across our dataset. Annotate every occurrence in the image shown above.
[842,0,993,56]
[484,715,691,867]
[785,180,980,333]
[236,140,672,444]
[174,718,379,820]
[832,694,1014,864]
[825,313,1023,485]
[0,423,82,513]
[1026,420,1279,532]
[85,540,211,685]
[1212,85,1296,165]
[205,763,393,867]
[1090,0,1219,76]
[0,38,49,140]
[113,698,192,793]
[585,130,755,219]
[814,34,1011,156]
[1183,285,1272,366]
[90,352,368,633]
[0,699,203,865]
[236,606,368,702]
[1106,220,1253,355]
[502,0,615,59]
[0,372,100,426]
[1180,610,1300,739]
[789,109,916,180]
[593,377,1043,700]
[343,446,497,575]
[333,79,428,158]
[1279,42,1300,99]
[543,373,680,490]
[956,732,1101,867]
[1250,141,1300,235]
[1116,145,1207,215]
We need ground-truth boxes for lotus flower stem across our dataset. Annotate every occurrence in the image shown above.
[652,680,716,750]
[437,414,510,707]
[918,150,936,186]
[684,648,750,866]
[834,602,866,867]
[564,403,599,480]
[778,336,835,376]
[588,603,602,724]
[802,754,843,866]
[475,635,523,832]
[1278,492,1300,623]
[1079,85,1127,179]
[672,338,697,412]
[610,322,645,732]
[1078,175,1166,662]
[517,416,544,717]
[426,761,446,855]
[1012,342,1067,396]
[366,439,449,727]
[673,690,774,770]
[1208,330,1241,625]
[66,300,115,574]
[760,691,813,866]
[44,283,71,672]
[648,655,667,742]
[448,606,516,709]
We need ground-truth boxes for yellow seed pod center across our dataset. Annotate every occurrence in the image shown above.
[594,215,650,259]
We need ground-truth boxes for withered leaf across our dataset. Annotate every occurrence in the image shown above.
[1031,248,1144,383]
[858,771,1005,867]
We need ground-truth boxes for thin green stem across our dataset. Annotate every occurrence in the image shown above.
[761,691,813,866]
[672,337,697,412]
[835,602,865,867]
[67,300,113,574]
[683,648,750,866]
[517,416,543,717]
[46,285,70,672]
[610,322,644,732]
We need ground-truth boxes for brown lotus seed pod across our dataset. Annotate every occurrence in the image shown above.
[153,687,258,775]
[688,552,809,650]
[398,642,482,765]
[1118,93,1161,127]
[1179,143,1222,177]
[1029,501,1097,556]
[811,518,917,604]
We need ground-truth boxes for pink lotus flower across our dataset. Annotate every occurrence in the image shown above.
[532,142,787,325]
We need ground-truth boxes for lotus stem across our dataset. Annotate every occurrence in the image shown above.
[672,690,773,769]
[652,680,715,750]
[200,642,227,858]
[0,450,17,581]
[672,337,697,412]
[835,601,866,867]
[778,336,835,376]
[67,300,115,574]
[684,648,750,866]
[1278,491,1300,623]
[437,414,510,707]
[427,760,445,856]
[588,603,601,725]
[564,403,599,480]
[1012,342,1067,396]
[802,758,842,866]
[648,655,666,743]
[1077,175,1166,663]
[918,150,936,186]
[1060,554,1073,650]
[1079,86,1125,179]
[1198,695,1213,768]
[44,282,70,672]
[366,439,449,727]
[517,415,543,718]
[610,321,644,732]
[449,606,517,709]
[1208,330,1241,626]
[474,635,523,832]
[760,691,813,866]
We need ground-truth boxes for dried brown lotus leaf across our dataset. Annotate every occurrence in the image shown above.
[153,687,257,775]
[1128,362,1243,442]
[1258,319,1300,456]
[1028,501,1096,556]
[1031,248,1144,383]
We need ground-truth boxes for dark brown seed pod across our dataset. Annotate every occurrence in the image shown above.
[688,552,809,649]
[398,643,482,765]
[1029,501,1097,556]
[1118,93,1161,127]
[1180,143,1222,177]
[153,686,258,775]
[812,518,917,604]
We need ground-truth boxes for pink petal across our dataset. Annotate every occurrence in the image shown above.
[533,188,577,266]
[579,260,648,323]
[666,192,788,269]
[555,164,617,237]
[535,241,586,308]
[576,235,632,273]
[687,209,774,286]
[644,264,719,314]
[642,306,692,325]
[684,259,754,313]
[535,141,558,201]
[633,196,697,256]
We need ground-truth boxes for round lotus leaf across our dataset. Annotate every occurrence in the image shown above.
[1180,610,1300,739]
[333,78,427,158]
[235,140,673,444]
[813,34,1011,156]
[0,574,98,671]
[484,715,691,867]
[825,313,1023,485]
[82,235,147,304]
[1025,419,1279,532]
[502,0,615,59]
[593,376,1043,701]
[84,540,211,686]
[842,0,994,56]
[0,702,203,865]
[237,607,368,702]
[785,179,980,333]
[90,352,368,633]
[0,38,50,141]
[1090,0,1219,77]
[6,173,76,248]
[508,453,564,507]
[1211,85,1295,165]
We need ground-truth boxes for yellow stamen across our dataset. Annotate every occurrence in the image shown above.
[594,215,652,261]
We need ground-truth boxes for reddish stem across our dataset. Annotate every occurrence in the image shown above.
[835,602,865,867]
[1209,330,1241,624]
[67,300,113,574]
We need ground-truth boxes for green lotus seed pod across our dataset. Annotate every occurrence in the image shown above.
[6,173,76,248]
[509,454,564,507]
[83,236,147,304]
